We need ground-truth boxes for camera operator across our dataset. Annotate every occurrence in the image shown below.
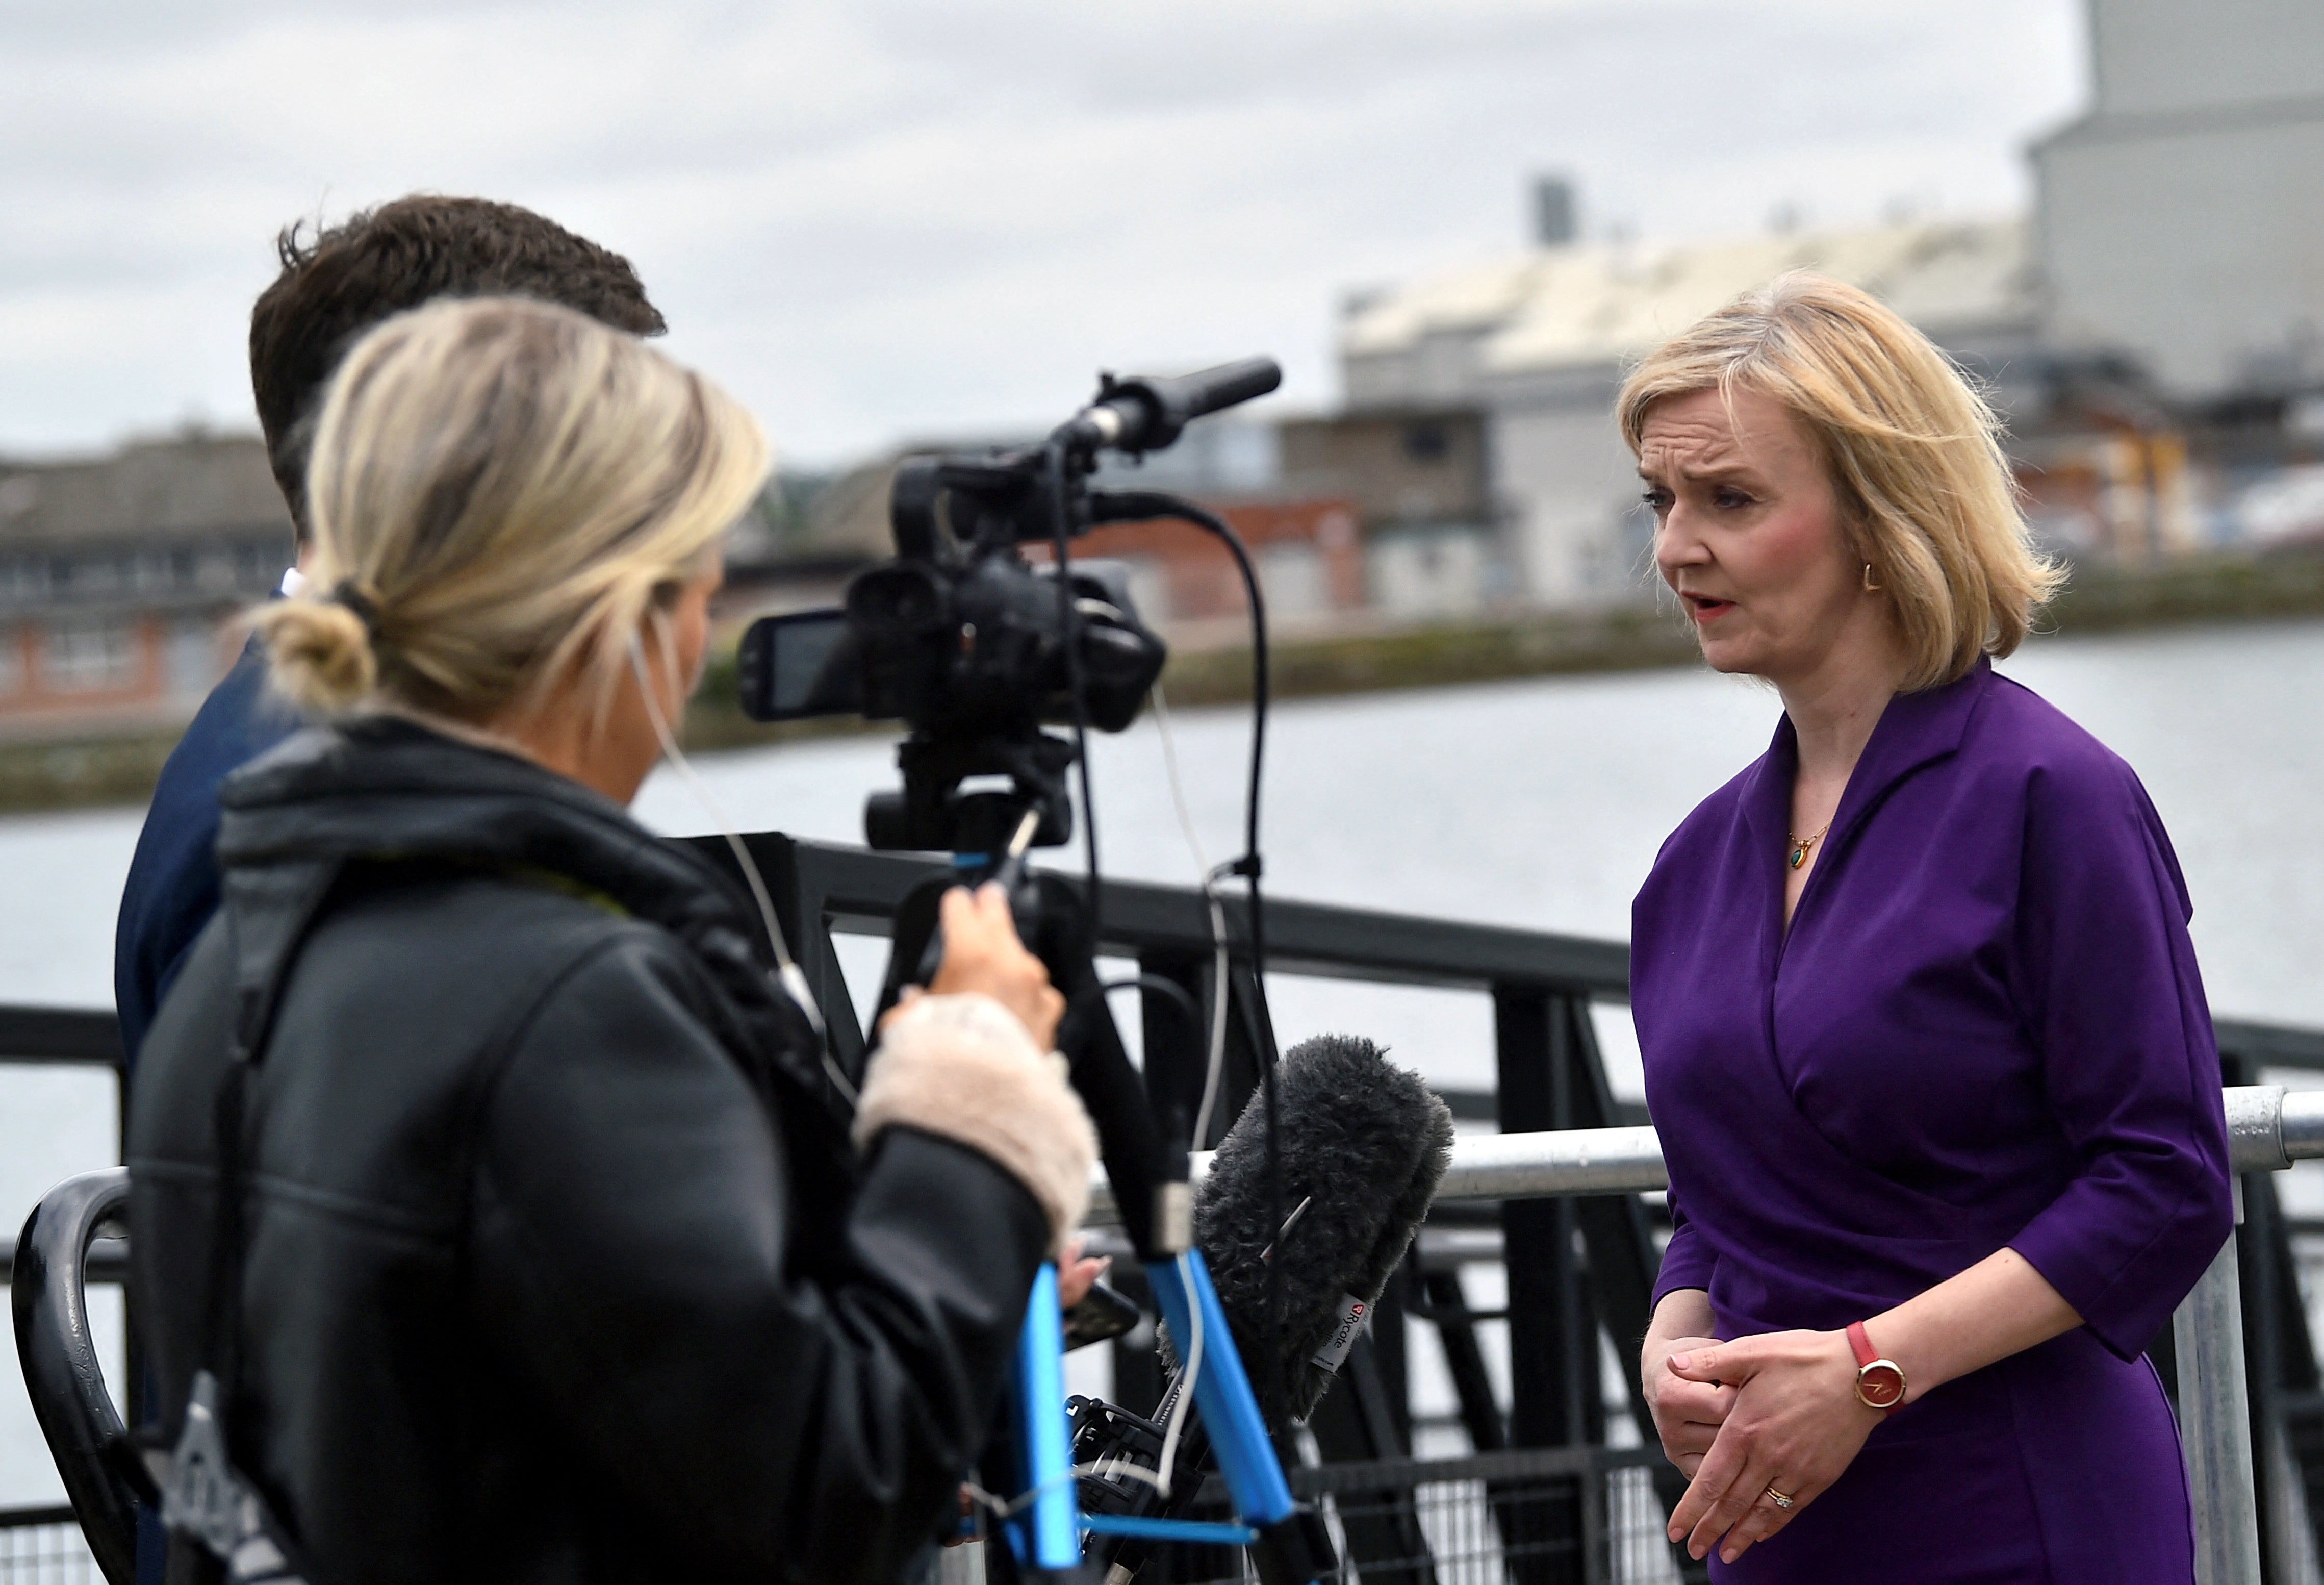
[128,295,1097,1585]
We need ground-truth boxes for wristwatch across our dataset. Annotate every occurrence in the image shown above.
[1847,1321,1905,1414]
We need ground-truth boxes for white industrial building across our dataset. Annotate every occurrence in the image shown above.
[1339,221,2037,606]
[2034,0,2324,399]
[1339,0,2324,608]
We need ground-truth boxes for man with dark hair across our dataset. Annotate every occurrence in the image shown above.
[113,196,666,1065]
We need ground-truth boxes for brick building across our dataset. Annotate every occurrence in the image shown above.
[1028,497,1364,634]
[0,432,289,733]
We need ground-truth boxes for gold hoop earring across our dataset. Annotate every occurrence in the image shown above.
[1862,562,1883,593]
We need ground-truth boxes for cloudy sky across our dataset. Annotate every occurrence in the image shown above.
[1,0,2084,468]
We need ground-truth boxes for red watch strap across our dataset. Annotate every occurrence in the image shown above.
[1847,1321,1878,1366]
[1848,1320,1903,1415]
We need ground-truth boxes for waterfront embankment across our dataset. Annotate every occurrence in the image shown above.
[7,549,2324,814]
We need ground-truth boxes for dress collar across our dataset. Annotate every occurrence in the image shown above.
[1742,656,1996,867]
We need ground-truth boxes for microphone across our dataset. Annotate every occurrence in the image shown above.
[1057,358,1283,454]
[1171,1034,1454,1423]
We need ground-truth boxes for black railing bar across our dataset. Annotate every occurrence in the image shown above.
[0,1239,126,1289]
[0,1005,122,1067]
[4,1002,2316,1072]
[1200,1443,1669,1502]
[764,836,1635,996]
[0,1505,79,1529]
[777,839,2324,1049]
[2221,1022,2324,1071]
[1408,1304,1514,1324]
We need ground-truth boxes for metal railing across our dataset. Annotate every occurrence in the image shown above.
[1097,1087,2321,1585]
[5,831,2322,1585]
[0,1508,94,1585]
[1180,1447,1685,1585]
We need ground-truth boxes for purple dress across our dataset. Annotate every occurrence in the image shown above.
[1633,658,2233,1584]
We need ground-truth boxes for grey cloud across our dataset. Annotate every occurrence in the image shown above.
[0,0,2081,461]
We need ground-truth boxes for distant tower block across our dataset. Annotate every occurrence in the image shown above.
[1533,175,1578,248]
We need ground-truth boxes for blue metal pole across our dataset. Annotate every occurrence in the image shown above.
[1011,1263,1083,1572]
[1144,1251,1296,1528]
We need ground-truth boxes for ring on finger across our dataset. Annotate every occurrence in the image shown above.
[1761,1485,1796,1511]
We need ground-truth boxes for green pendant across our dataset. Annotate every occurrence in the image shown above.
[1789,844,1807,870]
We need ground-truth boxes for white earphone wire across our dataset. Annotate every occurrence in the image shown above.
[629,627,851,1099]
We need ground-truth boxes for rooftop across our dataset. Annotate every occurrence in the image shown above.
[1342,216,2035,382]
[0,432,290,551]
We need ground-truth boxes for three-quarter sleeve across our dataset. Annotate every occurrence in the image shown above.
[2003,753,2234,1360]
[1651,1181,1720,1312]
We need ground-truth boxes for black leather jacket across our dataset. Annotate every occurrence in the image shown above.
[128,718,1048,1585]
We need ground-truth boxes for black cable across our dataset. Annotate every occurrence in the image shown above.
[1045,439,1103,947]
[1089,486,1283,1414]
[1095,974,1206,1056]
[1085,492,1270,985]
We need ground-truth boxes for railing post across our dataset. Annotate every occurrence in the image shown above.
[2175,1178,2263,1585]
[1496,987,1588,1585]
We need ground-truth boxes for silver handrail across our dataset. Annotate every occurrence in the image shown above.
[1084,1084,2309,1222]
[1086,1084,2317,1585]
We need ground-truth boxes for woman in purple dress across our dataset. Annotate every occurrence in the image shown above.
[1622,274,2233,1582]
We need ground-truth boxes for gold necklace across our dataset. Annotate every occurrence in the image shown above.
[1787,822,1832,871]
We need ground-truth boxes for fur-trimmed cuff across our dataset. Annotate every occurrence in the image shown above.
[853,994,1097,1252]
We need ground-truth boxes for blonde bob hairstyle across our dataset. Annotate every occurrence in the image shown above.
[1616,272,2059,690]
[251,295,767,723]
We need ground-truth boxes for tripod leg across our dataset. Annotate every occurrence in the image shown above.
[1009,1264,1085,1577]
[1144,1252,1295,1527]
[1145,1253,1335,1585]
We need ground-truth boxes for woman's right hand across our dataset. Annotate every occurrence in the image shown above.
[1641,1290,1734,1477]
[915,883,1065,1050]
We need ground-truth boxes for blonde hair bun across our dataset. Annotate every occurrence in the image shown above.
[252,595,378,714]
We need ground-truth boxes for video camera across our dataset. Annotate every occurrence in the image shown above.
[735,357,1280,857]
[736,357,1346,1585]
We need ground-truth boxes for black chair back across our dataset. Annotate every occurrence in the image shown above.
[12,1166,141,1585]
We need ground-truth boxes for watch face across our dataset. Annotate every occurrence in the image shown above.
[1857,1364,1905,1410]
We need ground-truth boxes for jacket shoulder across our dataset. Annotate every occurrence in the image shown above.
[1650,752,1766,871]
[1974,671,2191,917]
[1968,672,2142,792]
[131,867,722,1221]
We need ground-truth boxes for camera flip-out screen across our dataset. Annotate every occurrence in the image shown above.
[738,607,860,722]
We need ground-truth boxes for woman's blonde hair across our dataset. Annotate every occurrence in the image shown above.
[1616,272,2059,690]
[252,295,767,723]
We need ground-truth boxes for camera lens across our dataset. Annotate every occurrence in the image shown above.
[848,565,946,634]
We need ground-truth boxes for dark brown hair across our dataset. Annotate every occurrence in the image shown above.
[248,195,667,534]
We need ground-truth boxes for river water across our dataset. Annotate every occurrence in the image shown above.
[0,618,2319,1500]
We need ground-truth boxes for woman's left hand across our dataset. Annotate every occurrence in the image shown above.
[1056,1238,1111,1309]
[1661,1330,1879,1565]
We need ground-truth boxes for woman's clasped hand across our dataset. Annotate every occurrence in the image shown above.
[1657,1331,1879,1565]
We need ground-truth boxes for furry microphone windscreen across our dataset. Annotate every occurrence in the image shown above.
[1167,1034,1455,1424]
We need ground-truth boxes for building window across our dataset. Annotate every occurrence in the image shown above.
[238,539,278,590]
[0,558,40,608]
[42,618,141,693]
[1402,423,1450,463]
